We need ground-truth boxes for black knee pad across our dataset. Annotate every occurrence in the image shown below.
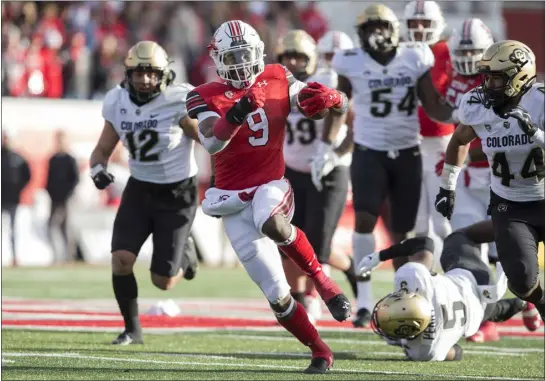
[507,266,540,299]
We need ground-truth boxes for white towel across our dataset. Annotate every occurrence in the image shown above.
[202,186,257,217]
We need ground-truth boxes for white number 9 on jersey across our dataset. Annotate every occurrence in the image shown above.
[245,108,269,147]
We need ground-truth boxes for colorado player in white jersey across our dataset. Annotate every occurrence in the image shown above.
[277,30,358,324]
[436,40,545,322]
[357,220,531,361]
[447,18,495,263]
[318,4,458,328]
[89,41,201,345]
[444,18,503,342]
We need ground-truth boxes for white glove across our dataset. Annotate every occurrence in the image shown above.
[309,142,339,191]
[357,251,381,277]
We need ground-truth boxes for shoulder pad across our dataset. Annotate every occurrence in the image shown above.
[458,87,484,125]
[102,85,123,122]
[164,83,194,103]
[103,85,123,106]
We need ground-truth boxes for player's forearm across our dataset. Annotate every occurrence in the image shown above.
[334,126,354,156]
[440,135,469,191]
[379,237,435,262]
[322,111,347,145]
[89,147,111,168]
[425,100,458,124]
[198,117,237,154]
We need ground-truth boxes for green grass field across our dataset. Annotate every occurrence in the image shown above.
[2,264,544,380]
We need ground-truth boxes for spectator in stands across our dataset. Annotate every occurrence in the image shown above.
[0,1,328,98]
[1,127,31,266]
[45,129,80,263]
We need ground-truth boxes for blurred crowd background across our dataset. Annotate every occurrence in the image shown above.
[5,1,541,101]
[1,1,333,99]
[1,1,544,267]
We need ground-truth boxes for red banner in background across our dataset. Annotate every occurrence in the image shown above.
[502,6,545,78]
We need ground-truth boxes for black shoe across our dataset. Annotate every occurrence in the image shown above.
[112,331,143,345]
[183,236,198,281]
[343,257,358,299]
[325,294,352,322]
[303,357,333,374]
[352,308,371,328]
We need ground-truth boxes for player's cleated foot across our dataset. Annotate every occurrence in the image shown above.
[352,308,371,328]
[303,356,333,374]
[522,302,542,331]
[182,236,199,281]
[312,271,351,322]
[112,331,143,345]
[466,321,499,343]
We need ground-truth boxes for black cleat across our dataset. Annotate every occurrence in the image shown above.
[182,236,199,281]
[352,308,371,328]
[303,357,333,374]
[112,331,143,345]
[325,294,352,322]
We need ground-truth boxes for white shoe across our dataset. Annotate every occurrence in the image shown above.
[146,299,181,317]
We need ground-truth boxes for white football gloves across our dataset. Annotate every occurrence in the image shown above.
[309,142,340,191]
[357,251,381,278]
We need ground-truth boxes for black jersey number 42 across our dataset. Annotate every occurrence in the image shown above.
[492,147,545,186]
[370,87,416,118]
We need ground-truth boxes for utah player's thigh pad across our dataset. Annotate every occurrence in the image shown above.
[150,177,199,277]
[111,177,152,255]
[223,206,291,303]
[441,231,492,286]
[350,145,388,215]
[252,178,294,234]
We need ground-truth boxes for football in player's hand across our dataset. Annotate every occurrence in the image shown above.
[297,89,330,120]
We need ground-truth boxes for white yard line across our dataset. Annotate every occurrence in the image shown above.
[1,352,539,380]
[211,333,544,353]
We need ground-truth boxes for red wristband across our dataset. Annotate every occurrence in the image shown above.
[213,117,242,141]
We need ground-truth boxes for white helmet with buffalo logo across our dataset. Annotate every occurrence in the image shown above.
[208,20,265,89]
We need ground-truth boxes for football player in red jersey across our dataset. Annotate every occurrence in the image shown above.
[444,18,541,342]
[185,20,351,374]
[404,0,454,252]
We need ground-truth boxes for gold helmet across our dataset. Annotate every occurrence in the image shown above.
[356,4,400,54]
[371,290,433,340]
[276,30,317,81]
[477,40,537,109]
[124,41,174,103]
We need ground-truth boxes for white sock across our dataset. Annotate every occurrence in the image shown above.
[353,232,375,311]
[357,281,373,311]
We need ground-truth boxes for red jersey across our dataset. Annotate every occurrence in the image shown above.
[419,40,455,137]
[187,64,293,190]
[445,72,487,168]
